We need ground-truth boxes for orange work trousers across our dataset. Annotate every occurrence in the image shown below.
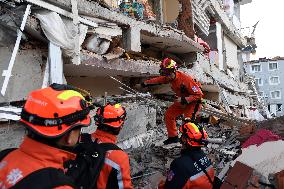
[165,101,201,137]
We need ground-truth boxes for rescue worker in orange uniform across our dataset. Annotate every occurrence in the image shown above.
[159,121,215,189]
[0,84,92,189]
[91,103,133,189]
[142,58,204,144]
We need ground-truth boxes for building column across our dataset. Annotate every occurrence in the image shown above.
[216,22,224,70]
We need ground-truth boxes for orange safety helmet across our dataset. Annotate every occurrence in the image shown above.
[179,121,208,147]
[94,103,126,128]
[20,84,92,138]
[159,58,177,76]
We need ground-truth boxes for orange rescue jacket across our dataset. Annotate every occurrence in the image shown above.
[144,71,203,103]
[0,137,76,189]
[91,130,133,189]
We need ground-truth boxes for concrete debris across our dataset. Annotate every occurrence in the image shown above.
[127,110,245,188]
[1,1,281,189]
[221,161,267,189]
[257,115,284,138]
[79,15,123,37]
[84,33,111,55]
[234,140,284,183]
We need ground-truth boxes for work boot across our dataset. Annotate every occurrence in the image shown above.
[163,136,179,145]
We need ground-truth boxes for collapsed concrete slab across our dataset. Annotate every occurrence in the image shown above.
[65,52,160,77]
[42,0,204,53]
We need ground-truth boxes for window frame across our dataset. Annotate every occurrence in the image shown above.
[268,62,278,71]
[277,104,283,112]
[270,90,281,99]
[255,78,263,86]
[269,76,280,85]
[251,64,261,73]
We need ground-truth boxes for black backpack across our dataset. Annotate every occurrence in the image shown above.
[64,133,122,189]
[0,149,76,189]
[0,135,121,189]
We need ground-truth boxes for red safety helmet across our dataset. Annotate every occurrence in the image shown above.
[20,84,92,138]
[179,122,208,147]
[95,103,126,128]
[159,58,177,76]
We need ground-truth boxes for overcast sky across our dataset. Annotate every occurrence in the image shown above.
[240,0,284,60]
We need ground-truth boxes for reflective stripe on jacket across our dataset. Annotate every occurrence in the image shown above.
[91,130,133,189]
[164,148,214,189]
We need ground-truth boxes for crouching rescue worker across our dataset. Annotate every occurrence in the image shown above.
[142,58,204,144]
[91,103,133,189]
[0,84,92,188]
[159,121,215,189]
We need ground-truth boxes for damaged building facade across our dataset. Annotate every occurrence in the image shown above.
[1,0,273,187]
[0,0,259,143]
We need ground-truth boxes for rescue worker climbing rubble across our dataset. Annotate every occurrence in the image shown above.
[91,103,133,189]
[0,84,92,188]
[159,121,215,189]
[141,58,204,144]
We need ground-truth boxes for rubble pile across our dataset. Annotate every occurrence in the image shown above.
[203,123,242,176]
[127,105,244,188]
[257,115,284,137]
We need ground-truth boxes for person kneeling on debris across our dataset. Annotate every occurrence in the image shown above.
[89,103,133,189]
[0,84,92,188]
[141,58,204,145]
[159,121,215,189]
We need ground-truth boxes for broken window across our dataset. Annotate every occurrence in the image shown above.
[251,64,261,72]
[271,90,281,99]
[277,104,282,112]
[269,62,278,70]
[269,76,280,85]
[255,78,262,86]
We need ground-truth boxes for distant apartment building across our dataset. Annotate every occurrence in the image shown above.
[244,57,284,117]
